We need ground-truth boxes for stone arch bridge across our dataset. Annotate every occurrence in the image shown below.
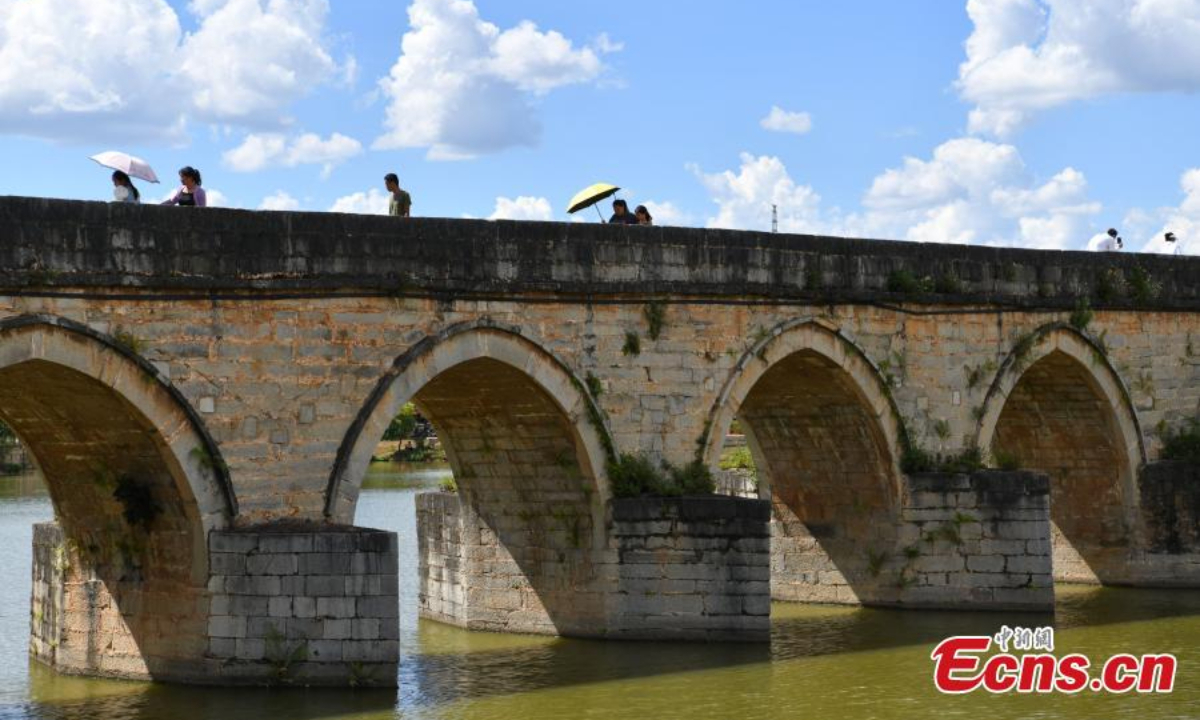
[3,196,1199,686]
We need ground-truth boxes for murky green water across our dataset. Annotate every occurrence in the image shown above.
[2,465,1199,719]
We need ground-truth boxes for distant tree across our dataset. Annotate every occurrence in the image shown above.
[381,404,435,442]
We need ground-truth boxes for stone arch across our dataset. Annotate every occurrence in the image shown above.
[976,323,1145,584]
[702,318,905,605]
[327,320,614,635]
[0,315,233,680]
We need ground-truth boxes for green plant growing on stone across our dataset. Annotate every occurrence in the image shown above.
[670,459,716,495]
[878,350,907,388]
[438,476,458,493]
[748,326,773,361]
[622,331,641,357]
[805,264,823,291]
[1009,332,1038,373]
[903,544,921,561]
[1128,266,1161,305]
[965,359,997,390]
[1161,418,1200,464]
[265,625,308,683]
[992,448,1021,471]
[585,372,604,398]
[1132,371,1156,398]
[1069,299,1094,331]
[189,445,228,478]
[1096,268,1125,303]
[866,549,889,578]
[901,443,984,474]
[643,301,667,341]
[111,326,147,355]
[607,453,715,498]
[25,268,61,287]
[347,661,375,688]
[608,453,661,498]
[933,419,951,441]
[887,269,933,294]
[900,443,935,474]
[934,273,962,295]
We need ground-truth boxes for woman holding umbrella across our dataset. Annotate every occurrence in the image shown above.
[111,171,141,203]
[89,151,159,202]
[161,166,207,207]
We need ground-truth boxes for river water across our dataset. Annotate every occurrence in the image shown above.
[1,465,1199,719]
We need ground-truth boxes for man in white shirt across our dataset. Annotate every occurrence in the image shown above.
[1096,228,1123,252]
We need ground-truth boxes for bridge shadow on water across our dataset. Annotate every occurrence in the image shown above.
[400,584,1200,708]
[13,585,1200,720]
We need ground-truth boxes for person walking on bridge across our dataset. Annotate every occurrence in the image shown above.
[385,173,411,217]
[161,167,206,207]
[111,171,140,204]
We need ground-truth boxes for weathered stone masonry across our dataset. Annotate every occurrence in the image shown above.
[5,197,1200,684]
[417,492,771,640]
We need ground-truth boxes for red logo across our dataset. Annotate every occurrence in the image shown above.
[931,627,1175,694]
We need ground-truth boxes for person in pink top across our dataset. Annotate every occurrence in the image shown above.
[161,166,207,207]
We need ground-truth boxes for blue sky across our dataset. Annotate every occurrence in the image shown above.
[0,0,1198,253]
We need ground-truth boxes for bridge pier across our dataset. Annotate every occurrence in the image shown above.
[31,523,400,687]
[417,493,772,641]
[1134,461,1200,585]
[891,470,1054,611]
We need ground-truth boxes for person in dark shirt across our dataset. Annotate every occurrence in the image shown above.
[385,173,412,217]
[609,199,638,225]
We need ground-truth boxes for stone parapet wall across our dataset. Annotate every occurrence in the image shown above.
[894,471,1053,611]
[204,526,399,687]
[609,496,771,641]
[3,196,1199,310]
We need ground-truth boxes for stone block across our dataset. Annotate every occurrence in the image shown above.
[316,597,357,619]
[208,615,246,639]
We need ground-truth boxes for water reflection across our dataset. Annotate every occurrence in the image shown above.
[2,465,1200,720]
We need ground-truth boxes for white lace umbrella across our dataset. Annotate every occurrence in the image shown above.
[89,151,160,183]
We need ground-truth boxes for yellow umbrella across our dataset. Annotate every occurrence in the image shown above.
[567,183,620,222]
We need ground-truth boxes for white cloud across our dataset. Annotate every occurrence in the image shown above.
[375,0,614,159]
[1135,168,1200,255]
[760,106,813,135]
[641,201,692,227]
[259,190,301,211]
[690,153,826,234]
[179,0,337,123]
[0,0,342,143]
[205,188,231,208]
[960,0,1200,136]
[856,138,1101,248]
[223,132,363,176]
[488,196,554,221]
[330,188,390,215]
[691,140,1103,249]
